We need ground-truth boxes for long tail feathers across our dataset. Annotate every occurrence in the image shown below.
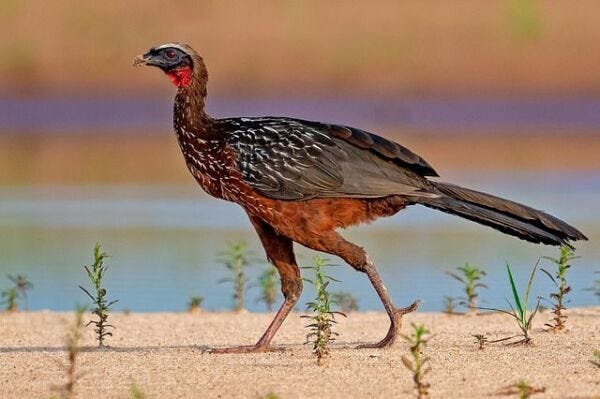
[416,182,587,247]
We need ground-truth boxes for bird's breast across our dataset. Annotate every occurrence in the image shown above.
[174,131,246,201]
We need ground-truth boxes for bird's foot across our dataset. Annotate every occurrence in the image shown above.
[356,300,420,349]
[207,344,284,354]
[356,334,396,349]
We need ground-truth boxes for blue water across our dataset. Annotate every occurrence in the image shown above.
[0,172,598,313]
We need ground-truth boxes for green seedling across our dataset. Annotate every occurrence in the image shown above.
[401,323,431,399]
[79,244,118,347]
[129,383,146,399]
[187,296,204,313]
[443,296,459,315]
[481,262,541,345]
[541,245,577,331]
[52,306,86,399]
[497,380,545,398]
[1,287,18,312]
[218,241,251,312]
[302,256,346,365]
[1,274,33,312]
[592,350,600,368]
[472,334,488,350]
[261,393,281,399]
[446,263,487,312]
[8,274,33,308]
[506,0,542,41]
[258,265,278,311]
[331,291,359,312]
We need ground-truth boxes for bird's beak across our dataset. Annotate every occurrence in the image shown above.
[133,52,151,67]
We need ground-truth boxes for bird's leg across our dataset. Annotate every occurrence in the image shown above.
[210,216,301,354]
[356,256,419,349]
[306,233,419,349]
[209,289,298,353]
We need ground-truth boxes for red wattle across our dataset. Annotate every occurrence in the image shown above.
[165,66,193,88]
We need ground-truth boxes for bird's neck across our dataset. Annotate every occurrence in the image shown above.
[173,69,215,140]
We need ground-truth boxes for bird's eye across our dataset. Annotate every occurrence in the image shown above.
[165,50,177,59]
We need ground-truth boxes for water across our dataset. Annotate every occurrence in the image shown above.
[0,172,598,313]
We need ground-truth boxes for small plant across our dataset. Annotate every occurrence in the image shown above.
[541,245,576,331]
[129,383,146,399]
[446,263,487,312]
[1,274,33,312]
[258,265,278,311]
[79,244,118,347]
[261,393,281,399]
[472,334,488,350]
[592,350,600,368]
[481,262,541,345]
[497,380,545,398]
[52,306,86,399]
[443,296,458,315]
[187,296,204,312]
[331,291,359,312]
[302,256,345,365]
[8,274,33,308]
[1,287,18,312]
[401,323,431,399]
[506,0,542,41]
[218,241,251,311]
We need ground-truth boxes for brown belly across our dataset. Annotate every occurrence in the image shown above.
[242,193,407,239]
[190,167,408,239]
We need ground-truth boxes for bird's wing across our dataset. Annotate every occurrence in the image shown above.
[222,117,438,200]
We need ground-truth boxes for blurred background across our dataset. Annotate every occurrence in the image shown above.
[1,1,599,312]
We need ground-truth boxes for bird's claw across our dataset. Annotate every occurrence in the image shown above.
[206,344,285,354]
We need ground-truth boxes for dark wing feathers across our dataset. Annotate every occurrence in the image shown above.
[217,117,587,246]
[222,117,435,200]
[300,119,438,177]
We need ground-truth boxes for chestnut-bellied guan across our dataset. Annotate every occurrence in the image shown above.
[134,43,587,353]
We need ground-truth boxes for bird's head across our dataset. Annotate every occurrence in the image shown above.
[133,43,205,89]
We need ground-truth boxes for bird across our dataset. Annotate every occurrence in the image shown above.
[134,43,587,353]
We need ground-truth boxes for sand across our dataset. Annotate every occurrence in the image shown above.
[0,309,598,399]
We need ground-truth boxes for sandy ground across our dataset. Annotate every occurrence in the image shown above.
[0,309,598,399]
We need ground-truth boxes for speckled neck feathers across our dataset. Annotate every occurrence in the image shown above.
[173,51,213,139]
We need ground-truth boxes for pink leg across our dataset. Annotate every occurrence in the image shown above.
[210,216,302,354]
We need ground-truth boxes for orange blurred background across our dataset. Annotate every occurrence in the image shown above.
[1,0,599,183]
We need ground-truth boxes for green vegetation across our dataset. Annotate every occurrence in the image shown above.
[187,296,204,313]
[129,383,146,399]
[446,263,487,312]
[472,334,488,350]
[541,245,576,331]
[497,380,545,398]
[302,256,345,365]
[218,241,251,312]
[506,0,542,41]
[592,350,600,368]
[1,274,33,312]
[481,262,541,345]
[442,296,458,315]
[52,306,86,399]
[331,291,359,312]
[79,244,118,347]
[258,266,278,311]
[401,323,431,399]
[1,287,18,312]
